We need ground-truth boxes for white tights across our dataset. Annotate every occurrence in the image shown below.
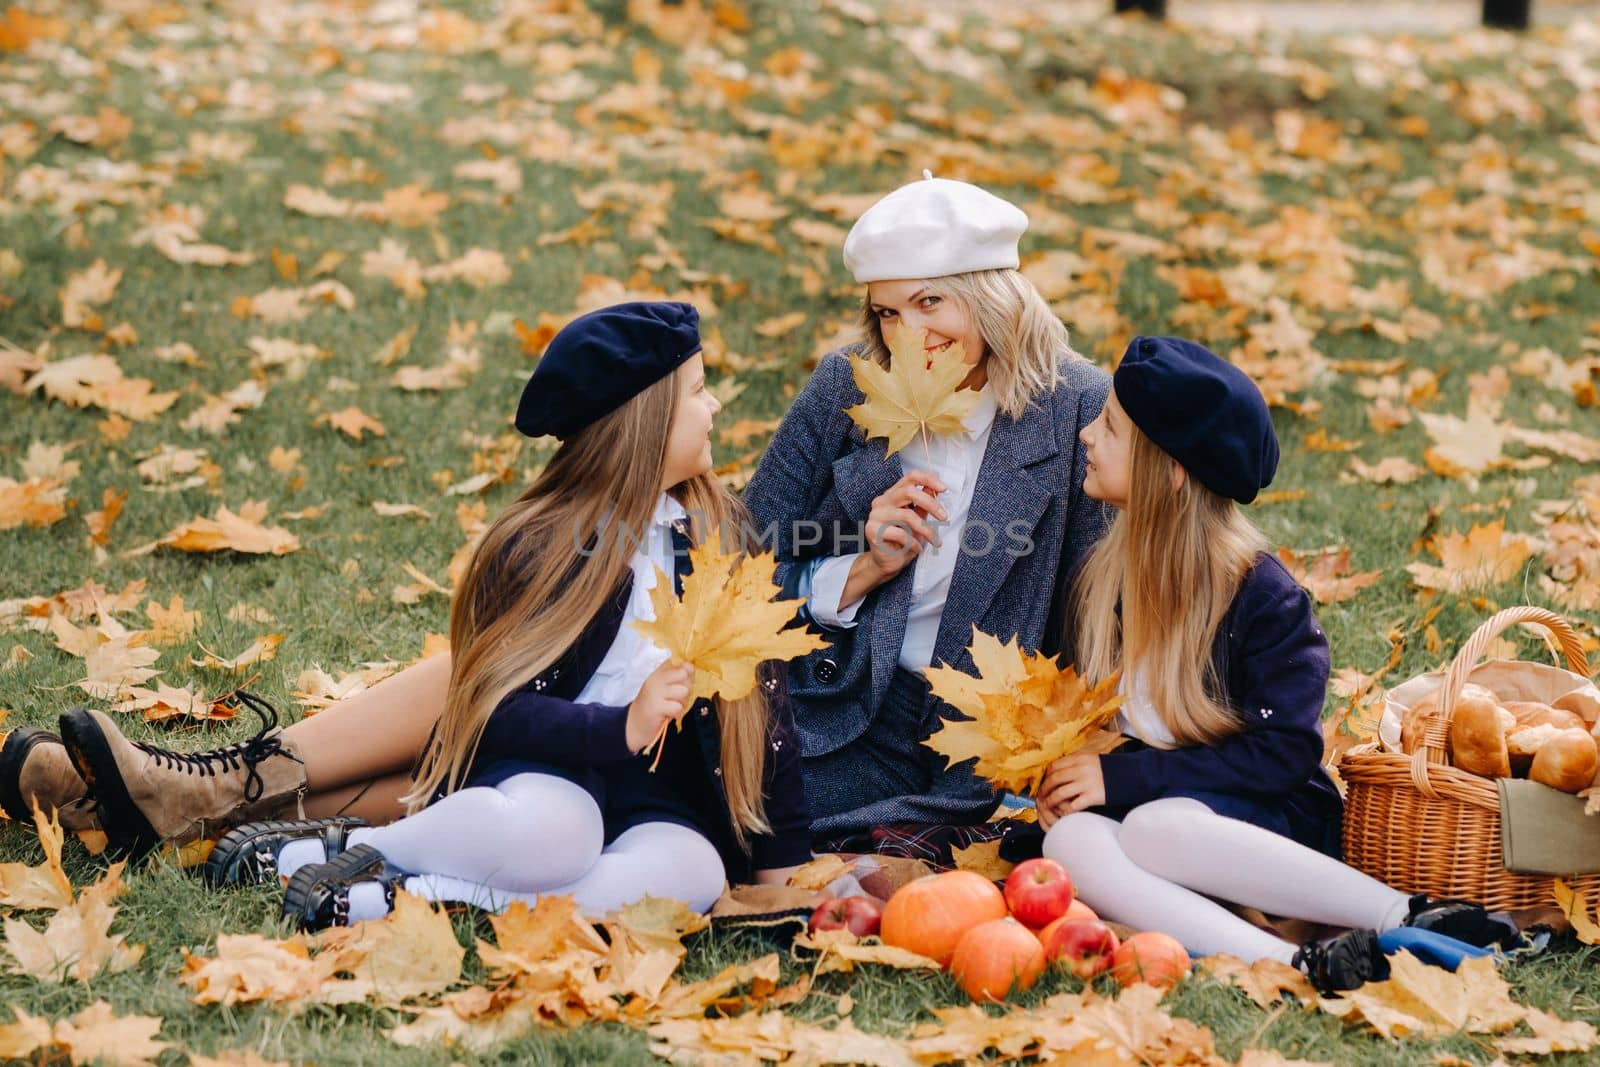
[1042,797,1412,963]
[279,773,727,920]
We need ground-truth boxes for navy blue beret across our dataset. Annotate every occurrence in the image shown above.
[1112,336,1279,504]
[515,302,701,440]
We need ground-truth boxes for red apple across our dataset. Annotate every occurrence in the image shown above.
[1003,858,1075,929]
[808,895,882,938]
[1040,918,1119,980]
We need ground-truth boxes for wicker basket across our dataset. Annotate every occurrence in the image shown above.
[1339,606,1600,911]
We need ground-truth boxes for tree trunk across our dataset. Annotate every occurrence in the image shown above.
[1113,0,1167,17]
[1483,0,1531,29]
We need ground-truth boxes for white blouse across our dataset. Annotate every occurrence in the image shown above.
[573,493,684,707]
[1115,669,1177,748]
[808,388,999,673]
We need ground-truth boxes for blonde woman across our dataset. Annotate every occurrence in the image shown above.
[1038,336,1516,993]
[60,304,811,927]
[741,174,1111,857]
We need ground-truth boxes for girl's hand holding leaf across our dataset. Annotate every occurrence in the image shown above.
[627,661,695,755]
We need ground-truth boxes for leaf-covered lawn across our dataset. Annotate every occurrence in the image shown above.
[2,0,1600,1063]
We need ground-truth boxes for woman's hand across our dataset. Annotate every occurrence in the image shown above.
[1036,753,1106,830]
[864,469,948,579]
[626,661,695,754]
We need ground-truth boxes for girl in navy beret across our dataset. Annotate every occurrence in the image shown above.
[1037,336,1516,993]
[57,302,814,928]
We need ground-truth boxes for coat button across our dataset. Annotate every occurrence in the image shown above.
[713,767,722,776]
[814,658,840,685]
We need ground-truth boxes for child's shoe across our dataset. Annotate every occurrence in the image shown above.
[204,816,370,887]
[1292,928,1389,994]
[282,844,405,931]
[1400,894,1520,949]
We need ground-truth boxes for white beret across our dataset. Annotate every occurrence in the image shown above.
[842,171,1029,284]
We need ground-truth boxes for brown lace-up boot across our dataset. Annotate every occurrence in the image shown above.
[60,692,308,856]
[0,726,101,832]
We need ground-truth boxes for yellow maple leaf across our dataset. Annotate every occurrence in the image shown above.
[192,634,284,671]
[843,326,981,457]
[1404,520,1536,594]
[633,539,825,705]
[50,1001,168,1067]
[924,627,1125,796]
[1553,878,1600,945]
[1276,546,1382,605]
[157,504,301,555]
[0,805,74,910]
[314,892,464,1007]
[58,259,121,329]
[84,487,127,546]
[1418,408,1511,477]
[2,862,144,983]
[322,405,387,440]
[1316,951,1526,1039]
[950,839,1015,881]
[144,595,199,645]
[0,477,68,530]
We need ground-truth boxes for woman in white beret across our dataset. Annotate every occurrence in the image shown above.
[742,173,1112,860]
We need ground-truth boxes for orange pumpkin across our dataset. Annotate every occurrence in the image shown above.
[949,917,1046,1001]
[1109,931,1190,990]
[880,870,1008,966]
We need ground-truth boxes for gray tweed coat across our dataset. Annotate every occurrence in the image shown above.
[743,348,1112,835]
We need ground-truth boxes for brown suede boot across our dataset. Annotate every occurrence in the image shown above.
[0,726,102,832]
[60,692,308,856]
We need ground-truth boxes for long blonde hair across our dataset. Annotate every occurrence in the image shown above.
[855,268,1078,419]
[1069,422,1269,748]
[407,367,772,845]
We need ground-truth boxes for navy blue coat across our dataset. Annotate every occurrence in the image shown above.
[459,562,814,883]
[743,348,1112,835]
[1082,552,1344,855]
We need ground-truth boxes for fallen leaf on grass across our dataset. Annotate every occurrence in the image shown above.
[0,805,73,909]
[392,562,449,604]
[0,476,69,529]
[791,928,941,975]
[1276,547,1382,605]
[1315,951,1526,1039]
[924,628,1124,796]
[58,259,121,329]
[1405,520,1538,594]
[321,405,387,440]
[154,504,300,555]
[181,933,331,1008]
[1553,878,1600,945]
[1494,1007,1599,1055]
[1197,953,1315,1007]
[2,862,145,983]
[192,634,284,671]
[144,595,199,645]
[314,891,465,1006]
[84,487,126,546]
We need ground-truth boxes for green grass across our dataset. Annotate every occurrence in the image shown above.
[3,0,1600,1063]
